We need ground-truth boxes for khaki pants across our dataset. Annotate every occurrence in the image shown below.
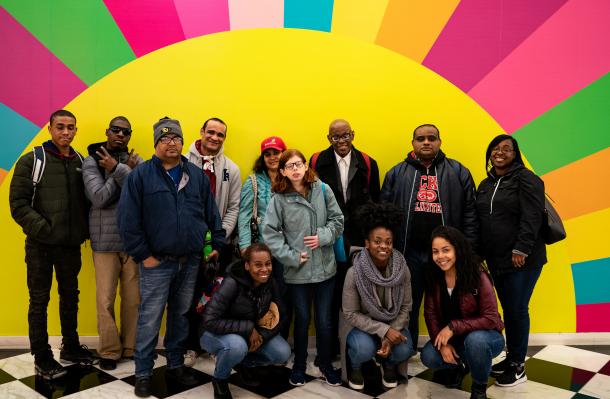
[93,251,139,360]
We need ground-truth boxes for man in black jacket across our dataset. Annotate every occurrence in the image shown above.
[310,119,381,357]
[381,124,477,345]
[9,109,97,380]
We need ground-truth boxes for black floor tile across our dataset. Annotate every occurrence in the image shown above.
[0,367,16,384]
[570,345,610,355]
[598,359,610,376]
[20,364,116,398]
[571,393,601,399]
[527,345,546,357]
[123,366,211,399]
[0,349,29,360]
[229,365,314,398]
[524,357,596,392]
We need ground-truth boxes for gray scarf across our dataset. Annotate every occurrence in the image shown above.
[353,248,407,322]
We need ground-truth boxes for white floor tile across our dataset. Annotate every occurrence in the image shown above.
[377,377,470,399]
[487,380,575,399]
[0,352,37,379]
[0,380,46,399]
[168,382,266,398]
[274,379,371,398]
[580,373,610,399]
[62,380,142,398]
[407,352,427,376]
[533,345,610,372]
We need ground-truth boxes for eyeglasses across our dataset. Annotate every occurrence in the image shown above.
[109,126,132,135]
[158,135,183,145]
[284,161,305,170]
[491,146,514,154]
[330,132,353,143]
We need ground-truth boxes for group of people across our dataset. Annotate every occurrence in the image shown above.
[9,111,549,399]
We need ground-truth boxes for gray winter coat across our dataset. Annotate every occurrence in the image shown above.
[83,144,142,252]
[262,180,344,284]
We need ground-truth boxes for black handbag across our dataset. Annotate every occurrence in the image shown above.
[542,195,566,245]
[249,174,260,243]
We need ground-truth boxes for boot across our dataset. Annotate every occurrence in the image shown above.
[470,382,487,399]
[212,378,233,399]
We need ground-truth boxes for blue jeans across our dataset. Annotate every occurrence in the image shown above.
[347,327,415,369]
[404,247,428,344]
[201,332,291,379]
[421,330,505,384]
[134,256,199,377]
[493,267,542,363]
[289,276,335,370]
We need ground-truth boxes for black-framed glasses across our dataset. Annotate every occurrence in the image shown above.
[109,126,132,135]
[158,135,183,145]
[284,161,305,170]
[491,146,514,154]
[329,132,353,143]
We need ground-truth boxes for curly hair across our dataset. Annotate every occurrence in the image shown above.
[272,149,317,194]
[356,202,404,240]
[427,225,483,295]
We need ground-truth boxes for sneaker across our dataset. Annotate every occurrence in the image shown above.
[34,354,67,380]
[134,376,152,397]
[60,344,99,365]
[289,367,306,386]
[348,368,364,390]
[495,363,527,387]
[234,364,259,387]
[319,366,342,387]
[99,358,117,370]
[470,382,488,399]
[184,350,198,367]
[381,365,398,389]
[166,366,201,386]
[490,357,509,377]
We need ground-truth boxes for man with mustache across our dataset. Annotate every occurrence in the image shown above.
[83,116,142,371]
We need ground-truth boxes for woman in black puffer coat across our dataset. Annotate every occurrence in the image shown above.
[201,243,291,399]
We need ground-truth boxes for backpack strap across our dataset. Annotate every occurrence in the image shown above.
[31,146,46,206]
[360,151,371,185]
[310,151,321,170]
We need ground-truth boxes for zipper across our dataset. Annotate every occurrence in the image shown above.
[403,168,418,255]
[64,158,72,243]
[435,165,445,226]
[489,176,502,215]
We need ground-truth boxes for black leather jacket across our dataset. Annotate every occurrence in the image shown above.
[380,150,478,254]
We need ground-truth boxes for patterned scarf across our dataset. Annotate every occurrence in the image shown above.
[353,248,407,322]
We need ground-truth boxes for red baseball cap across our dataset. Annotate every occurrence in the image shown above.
[260,136,287,153]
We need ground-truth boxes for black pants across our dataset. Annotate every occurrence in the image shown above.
[25,239,81,356]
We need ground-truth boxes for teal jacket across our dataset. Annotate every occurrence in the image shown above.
[262,179,344,284]
[238,171,273,250]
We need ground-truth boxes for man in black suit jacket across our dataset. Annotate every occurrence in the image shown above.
[310,119,381,357]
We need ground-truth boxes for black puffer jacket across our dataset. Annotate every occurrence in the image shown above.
[476,163,547,275]
[10,141,88,246]
[201,261,285,342]
[380,150,478,253]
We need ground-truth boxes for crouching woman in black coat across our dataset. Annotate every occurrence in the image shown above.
[201,243,291,399]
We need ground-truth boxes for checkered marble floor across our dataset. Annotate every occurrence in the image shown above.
[1,345,610,398]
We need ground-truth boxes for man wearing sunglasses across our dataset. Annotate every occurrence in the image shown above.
[309,119,381,360]
[118,117,225,397]
[82,116,142,371]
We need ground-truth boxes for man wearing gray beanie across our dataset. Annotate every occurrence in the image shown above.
[118,117,225,397]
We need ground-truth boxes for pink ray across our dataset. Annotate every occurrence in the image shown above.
[174,0,230,38]
[228,0,284,30]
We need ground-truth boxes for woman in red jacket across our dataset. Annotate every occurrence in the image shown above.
[421,226,504,399]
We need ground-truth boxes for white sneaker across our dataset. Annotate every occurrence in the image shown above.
[183,350,198,367]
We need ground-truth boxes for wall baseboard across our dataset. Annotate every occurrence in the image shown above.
[1,334,609,350]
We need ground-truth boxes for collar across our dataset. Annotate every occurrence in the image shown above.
[334,150,352,167]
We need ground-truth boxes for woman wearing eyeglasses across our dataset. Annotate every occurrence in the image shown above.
[262,149,344,387]
[475,134,546,388]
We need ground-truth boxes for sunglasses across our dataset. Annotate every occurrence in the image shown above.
[109,126,132,135]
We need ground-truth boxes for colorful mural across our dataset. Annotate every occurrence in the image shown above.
[1,0,609,335]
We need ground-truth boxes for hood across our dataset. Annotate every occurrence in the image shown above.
[188,139,226,160]
[87,141,132,161]
[405,149,446,170]
[43,140,78,159]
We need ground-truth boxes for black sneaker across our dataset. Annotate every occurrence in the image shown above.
[34,354,67,380]
[234,364,259,387]
[134,376,152,397]
[381,365,398,389]
[60,344,99,365]
[495,363,527,387]
[490,357,509,377]
[289,367,306,386]
[348,368,364,390]
[166,366,201,386]
[99,358,117,370]
[470,382,488,399]
[319,366,342,386]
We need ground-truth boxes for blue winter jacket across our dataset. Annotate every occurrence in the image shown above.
[118,155,225,262]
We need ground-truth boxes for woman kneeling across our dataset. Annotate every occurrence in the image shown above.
[341,202,416,391]
[201,243,291,399]
[421,226,505,399]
